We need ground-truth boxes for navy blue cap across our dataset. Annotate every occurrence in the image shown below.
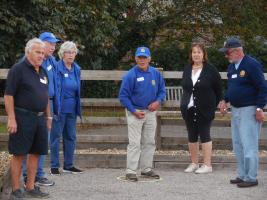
[39,32,60,43]
[219,37,242,53]
[135,47,151,57]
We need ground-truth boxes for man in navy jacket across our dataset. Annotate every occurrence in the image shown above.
[219,37,267,187]
[119,47,166,181]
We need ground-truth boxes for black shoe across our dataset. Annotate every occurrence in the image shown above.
[24,186,50,198]
[63,166,83,174]
[10,188,25,199]
[230,177,244,184]
[237,180,258,188]
[36,177,55,186]
[126,173,138,182]
[141,170,160,179]
[50,168,61,175]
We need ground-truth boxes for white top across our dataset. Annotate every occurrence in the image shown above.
[187,68,202,109]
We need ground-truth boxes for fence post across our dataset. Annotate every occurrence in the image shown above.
[155,67,164,150]
[155,114,162,150]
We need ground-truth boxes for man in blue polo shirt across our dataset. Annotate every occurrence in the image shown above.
[22,32,60,187]
[5,38,51,199]
[119,47,166,181]
[219,37,267,188]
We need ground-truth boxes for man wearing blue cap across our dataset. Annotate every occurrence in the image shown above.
[119,46,166,181]
[22,32,60,187]
[219,37,267,187]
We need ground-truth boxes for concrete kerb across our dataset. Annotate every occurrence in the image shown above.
[44,152,267,169]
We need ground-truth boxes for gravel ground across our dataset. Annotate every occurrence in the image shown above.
[41,168,267,200]
[75,148,267,156]
[0,152,10,178]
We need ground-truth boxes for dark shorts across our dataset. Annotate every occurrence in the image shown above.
[184,107,212,143]
[8,108,48,155]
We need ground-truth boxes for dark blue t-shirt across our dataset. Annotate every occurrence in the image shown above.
[5,58,49,112]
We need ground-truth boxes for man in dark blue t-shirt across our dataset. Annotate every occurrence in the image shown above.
[22,32,60,187]
[219,37,267,188]
[5,38,51,199]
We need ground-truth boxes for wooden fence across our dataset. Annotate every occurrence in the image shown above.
[1,69,267,149]
[0,69,229,80]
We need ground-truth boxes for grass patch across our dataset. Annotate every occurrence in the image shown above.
[0,123,7,134]
[82,110,125,117]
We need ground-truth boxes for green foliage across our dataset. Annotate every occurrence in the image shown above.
[0,0,267,97]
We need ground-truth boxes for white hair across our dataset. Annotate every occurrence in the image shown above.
[25,38,45,56]
[58,41,78,59]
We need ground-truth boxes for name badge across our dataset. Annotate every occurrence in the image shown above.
[231,74,237,79]
[47,65,52,71]
[40,78,47,84]
[137,77,144,82]
[64,73,69,78]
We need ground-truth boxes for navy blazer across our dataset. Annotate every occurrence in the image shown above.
[180,63,223,121]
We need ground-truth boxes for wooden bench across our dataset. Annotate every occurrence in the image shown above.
[164,86,183,107]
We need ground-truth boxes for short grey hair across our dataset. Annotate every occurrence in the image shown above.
[58,41,78,59]
[25,38,45,56]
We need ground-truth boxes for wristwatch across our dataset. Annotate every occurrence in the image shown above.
[256,108,263,112]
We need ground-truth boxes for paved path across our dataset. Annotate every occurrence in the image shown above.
[43,168,267,200]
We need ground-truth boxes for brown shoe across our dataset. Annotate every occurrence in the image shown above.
[126,173,138,182]
[141,170,160,179]
[237,180,258,188]
[230,177,244,184]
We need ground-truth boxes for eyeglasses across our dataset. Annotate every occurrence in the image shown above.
[64,51,76,55]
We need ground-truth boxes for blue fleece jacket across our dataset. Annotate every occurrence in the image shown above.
[119,65,166,113]
[53,60,82,119]
[224,55,267,108]
[41,56,58,98]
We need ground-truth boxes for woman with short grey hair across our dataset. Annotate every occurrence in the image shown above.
[58,41,78,59]
[50,41,82,175]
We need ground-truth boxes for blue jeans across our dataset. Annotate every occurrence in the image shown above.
[231,106,261,182]
[50,113,77,169]
[22,100,53,180]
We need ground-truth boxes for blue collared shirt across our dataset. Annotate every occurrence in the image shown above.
[234,58,243,70]
[119,65,166,113]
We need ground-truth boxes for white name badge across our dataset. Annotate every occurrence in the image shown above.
[137,77,144,82]
[64,73,69,78]
[40,78,47,84]
[231,74,237,79]
[47,65,52,71]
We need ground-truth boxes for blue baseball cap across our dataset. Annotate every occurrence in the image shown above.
[39,32,61,43]
[135,46,151,57]
[219,37,242,53]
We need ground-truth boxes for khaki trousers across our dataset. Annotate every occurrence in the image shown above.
[126,110,157,174]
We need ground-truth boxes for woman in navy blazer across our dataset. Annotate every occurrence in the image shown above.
[180,43,222,174]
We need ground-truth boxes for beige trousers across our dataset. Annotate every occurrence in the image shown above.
[125,110,157,174]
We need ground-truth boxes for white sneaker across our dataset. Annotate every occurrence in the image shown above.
[184,163,199,173]
[195,165,212,174]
